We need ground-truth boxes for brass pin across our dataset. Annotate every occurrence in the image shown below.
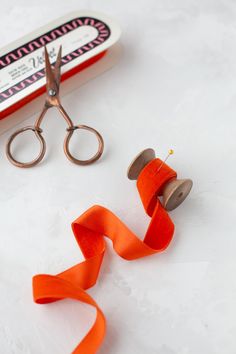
[156,149,174,173]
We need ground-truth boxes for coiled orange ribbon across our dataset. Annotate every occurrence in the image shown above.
[33,158,177,353]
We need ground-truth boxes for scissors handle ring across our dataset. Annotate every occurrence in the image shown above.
[64,125,104,165]
[6,126,46,168]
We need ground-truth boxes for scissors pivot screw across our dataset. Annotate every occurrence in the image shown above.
[48,89,56,96]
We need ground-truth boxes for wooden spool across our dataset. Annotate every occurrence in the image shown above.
[127,148,193,211]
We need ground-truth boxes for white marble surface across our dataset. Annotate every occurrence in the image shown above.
[0,1,236,353]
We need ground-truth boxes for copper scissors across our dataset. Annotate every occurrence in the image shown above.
[6,46,104,168]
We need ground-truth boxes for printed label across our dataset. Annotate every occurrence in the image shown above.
[0,16,112,111]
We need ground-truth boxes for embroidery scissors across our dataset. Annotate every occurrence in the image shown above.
[6,46,104,168]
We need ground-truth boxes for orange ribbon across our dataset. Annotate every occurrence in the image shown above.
[33,158,177,353]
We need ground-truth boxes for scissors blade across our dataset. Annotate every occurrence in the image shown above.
[54,45,62,86]
[44,46,55,90]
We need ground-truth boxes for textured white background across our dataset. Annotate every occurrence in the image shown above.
[0,1,236,353]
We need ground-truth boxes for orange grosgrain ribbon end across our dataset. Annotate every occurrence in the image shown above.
[33,158,177,354]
